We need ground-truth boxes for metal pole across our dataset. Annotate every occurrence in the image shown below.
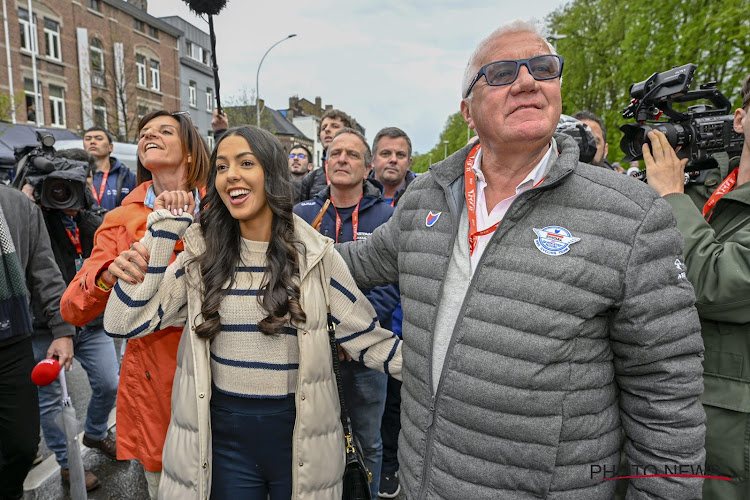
[27,0,40,126]
[2,0,16,123]
[443,140,448,160]
[255,34,296,128]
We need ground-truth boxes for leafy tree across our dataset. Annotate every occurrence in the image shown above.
[547,0,750,164]
[412,111,474,173]
[0,92,25,123]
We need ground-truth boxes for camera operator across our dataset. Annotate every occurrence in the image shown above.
[22,148,119,492]
[643,73,750,500]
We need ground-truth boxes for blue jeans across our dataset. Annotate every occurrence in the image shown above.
[210,390,294,500]
[341,361,387,498]
[32,325,119,468]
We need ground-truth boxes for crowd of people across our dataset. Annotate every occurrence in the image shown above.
[1,16,750,500]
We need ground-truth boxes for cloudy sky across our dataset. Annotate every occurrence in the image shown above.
[149,0,567,153]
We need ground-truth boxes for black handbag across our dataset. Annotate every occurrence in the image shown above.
[321,261,373,500]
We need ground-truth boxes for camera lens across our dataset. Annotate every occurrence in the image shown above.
[44,179,78,209]
[653,123,689,149]
[632,127,650,153]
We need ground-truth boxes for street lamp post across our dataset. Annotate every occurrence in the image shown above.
[443,140,449,160]
[256,34,297,127]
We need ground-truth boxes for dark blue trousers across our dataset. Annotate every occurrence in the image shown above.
[210,390,295,500]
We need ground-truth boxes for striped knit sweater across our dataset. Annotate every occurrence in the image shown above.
[104,209,401,398]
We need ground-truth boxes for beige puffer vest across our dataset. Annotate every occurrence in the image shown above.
[158,218,345,499]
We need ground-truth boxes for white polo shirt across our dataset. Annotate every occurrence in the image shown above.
[469,138,556,272]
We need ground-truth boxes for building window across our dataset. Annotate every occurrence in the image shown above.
[148,26,158,39]
[136,54,147,86]
[188,81,197,107]
[24,78,42,123]
[206,88,213,112]
[137,105,148,120]
[43,19,61,61]
[19,8,37,53]
[90,38,105,87]
[133,19,144,32]
[88,0,101,12]
[49,85,66,127]
[93,98,107,128]
[207,131,215,150]
[186,41,206,64]
[149,60,160,91]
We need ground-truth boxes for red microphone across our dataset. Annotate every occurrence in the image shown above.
[31,358,61,386]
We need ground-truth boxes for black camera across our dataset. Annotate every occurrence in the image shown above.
[620,64,744,170]
[12,131,91,210]
[556,114,597,164]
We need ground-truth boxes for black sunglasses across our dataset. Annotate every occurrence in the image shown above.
[464,54,564,98]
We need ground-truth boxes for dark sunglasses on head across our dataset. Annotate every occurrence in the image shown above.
[464,54,564,98]
[289,153,307,159]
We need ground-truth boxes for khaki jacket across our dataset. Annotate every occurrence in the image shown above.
[158,218,356,499]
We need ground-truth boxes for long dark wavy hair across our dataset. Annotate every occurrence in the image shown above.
[194,126,306,340]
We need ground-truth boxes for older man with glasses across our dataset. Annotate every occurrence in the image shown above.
[336,19,706,499]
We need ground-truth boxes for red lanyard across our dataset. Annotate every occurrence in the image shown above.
[703,168,738,219]
[465,144,547,255]
[65,226,82,255]
[465,143,498,256]
[330,197,362,243]
[91,170,109,205]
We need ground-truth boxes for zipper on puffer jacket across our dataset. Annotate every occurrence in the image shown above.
[416,173,564,500]
[417,177,462,500]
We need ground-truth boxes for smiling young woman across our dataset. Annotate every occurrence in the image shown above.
[103,125,403,499]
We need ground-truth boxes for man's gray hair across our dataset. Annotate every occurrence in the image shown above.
[461,19,555,99]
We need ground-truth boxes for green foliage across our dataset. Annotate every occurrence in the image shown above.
[547,0,750,164]
[412,112,474,173]
[0,92,25,123]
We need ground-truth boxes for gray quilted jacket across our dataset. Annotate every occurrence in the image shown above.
[338,135,706,499]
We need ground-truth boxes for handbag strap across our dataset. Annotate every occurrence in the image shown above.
[318,253,357,456]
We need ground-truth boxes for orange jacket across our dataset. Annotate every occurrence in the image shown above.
[61,181,182,471]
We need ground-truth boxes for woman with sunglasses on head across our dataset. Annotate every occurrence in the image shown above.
[103,125,402,499]
[60,110,209,500]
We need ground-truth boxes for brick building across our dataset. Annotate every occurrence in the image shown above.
[0,0,182,142]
